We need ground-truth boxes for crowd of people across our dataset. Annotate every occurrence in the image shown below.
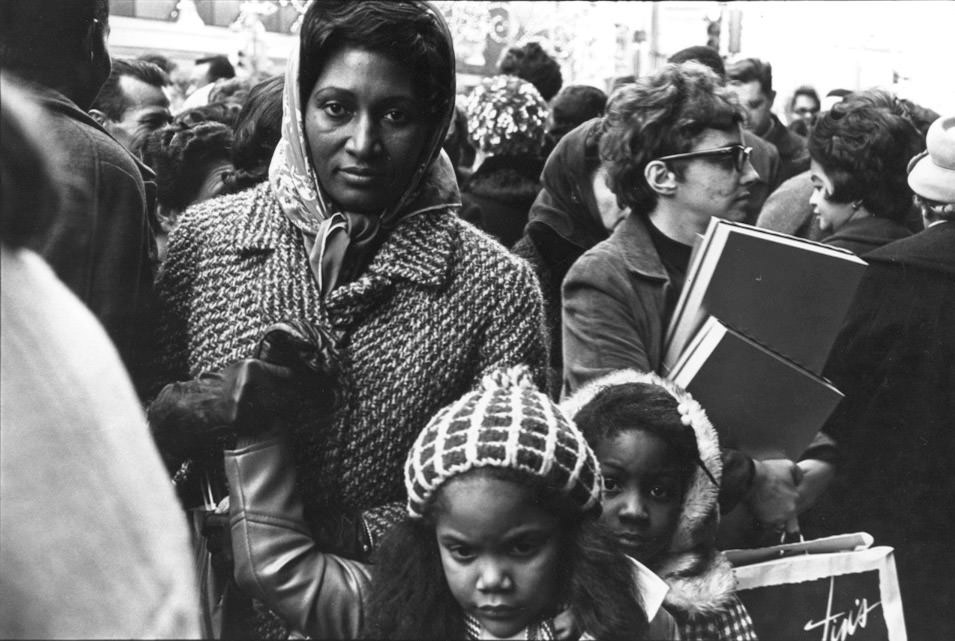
[1,1,952,639]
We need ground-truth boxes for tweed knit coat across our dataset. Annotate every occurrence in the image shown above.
[154,181,547,516]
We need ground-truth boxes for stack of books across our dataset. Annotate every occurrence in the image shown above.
[662,219,867,460]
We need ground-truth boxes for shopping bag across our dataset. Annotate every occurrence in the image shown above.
[729,533,907,641]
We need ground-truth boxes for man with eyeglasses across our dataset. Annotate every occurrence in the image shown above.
[562,62,802,539]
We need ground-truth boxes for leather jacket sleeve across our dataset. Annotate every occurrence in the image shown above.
[225,436,372,639]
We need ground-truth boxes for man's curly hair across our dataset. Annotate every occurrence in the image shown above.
[809,97,926,222]
[599,62,743,214]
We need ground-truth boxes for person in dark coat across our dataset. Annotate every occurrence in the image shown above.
[0,0,159,400]
[511,117,627,397]
[807,101,924,255]
[460,74,549,248]
[804,115,955,640]
[727,57,809,183]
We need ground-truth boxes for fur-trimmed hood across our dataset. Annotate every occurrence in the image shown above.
[561,370,738,617]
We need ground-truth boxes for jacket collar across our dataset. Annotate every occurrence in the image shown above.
[35,84,157,184]
[608,212,669,282]
[235,183,455,289]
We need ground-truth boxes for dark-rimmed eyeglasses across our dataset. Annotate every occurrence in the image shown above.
[654,144,753,173]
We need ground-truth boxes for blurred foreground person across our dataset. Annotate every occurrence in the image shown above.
[0,0,159,399]
[808,115,955,640]
[0,75,199,641]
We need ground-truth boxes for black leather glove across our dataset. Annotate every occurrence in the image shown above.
[148,321,341,462]
[223,321,341,438]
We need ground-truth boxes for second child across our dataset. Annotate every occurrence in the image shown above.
[564,370,758,641]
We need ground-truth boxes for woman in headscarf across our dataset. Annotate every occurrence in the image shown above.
[152,2,546,634]
[512,115,627,396]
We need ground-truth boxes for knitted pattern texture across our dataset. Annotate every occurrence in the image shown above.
[155,182,547,515]
[405,366,601,518]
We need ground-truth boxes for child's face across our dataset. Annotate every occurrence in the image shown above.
[595,430,684,566]
[434,474,562,638]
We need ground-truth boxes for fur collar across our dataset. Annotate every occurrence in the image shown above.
[561,370,738,614]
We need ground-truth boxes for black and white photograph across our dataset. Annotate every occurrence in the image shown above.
[1,1,953,639]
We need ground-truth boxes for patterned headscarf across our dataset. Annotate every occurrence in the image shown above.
[268,1,459,295]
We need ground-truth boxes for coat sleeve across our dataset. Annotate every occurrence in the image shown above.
[561,252,652,395]
[226,437,372,639]
[151,210,203,397]
[477,255,549,390]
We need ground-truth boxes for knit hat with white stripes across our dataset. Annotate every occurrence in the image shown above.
[404,365,602,518]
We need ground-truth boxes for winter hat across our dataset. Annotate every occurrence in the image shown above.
[404,366,601,518]
[465,75,549,157]
[907,115,955,203]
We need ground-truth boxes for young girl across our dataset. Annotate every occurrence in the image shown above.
[226,366,678,639]
[563,370,759,641]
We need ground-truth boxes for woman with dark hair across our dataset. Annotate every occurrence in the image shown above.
[152,2,546,634]
[222,74,284,194]
[142,120,234,262]
[809,99,925,254]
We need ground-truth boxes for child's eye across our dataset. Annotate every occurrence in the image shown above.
[602,477,622,496]
[448,545,476,562]
[649,483,678,502]
[510,538,543,558]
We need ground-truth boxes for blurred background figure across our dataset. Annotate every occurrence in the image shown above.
[0,73,199,641]
[90,58,173,157]
[460,74,549,247]
[221,74,284,196]
[808,98,925,254]
[544,84,607,156]
[207,76,252,108]
[142,120,234,263]
[0,0,159,400]
[181,54,236,111]
[498,40,563,102]
[137,52,182,112]
[442,103,477,186]
[759,89,938,241]
[821,87,852,111]
[787,84,821,137]
[727,57,810,183]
